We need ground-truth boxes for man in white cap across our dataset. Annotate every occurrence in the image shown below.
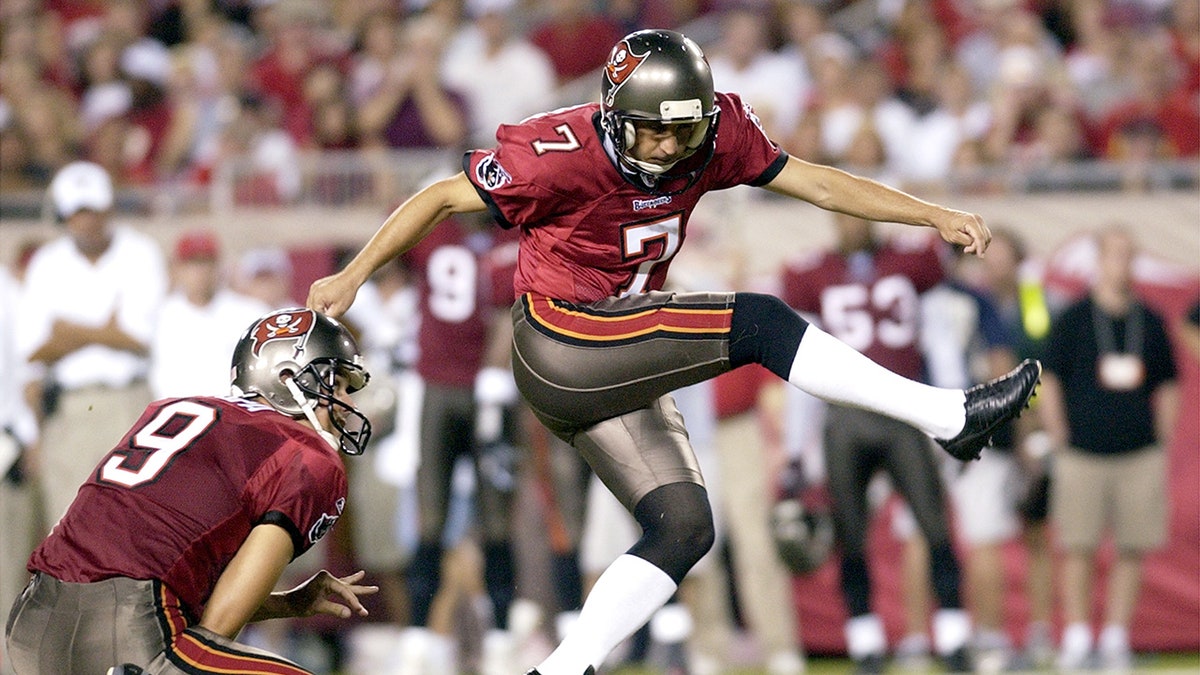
[16,161,167,524]
[234,246,299,310]
[150,230,269,399]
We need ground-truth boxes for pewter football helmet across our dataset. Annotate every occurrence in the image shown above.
[231,308,372,455]
[770,496,835,574]
[599,29,719,194]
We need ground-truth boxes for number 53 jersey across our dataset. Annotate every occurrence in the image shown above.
[781,236,946,380]
[463,92,786,304]
[28,396,347,620]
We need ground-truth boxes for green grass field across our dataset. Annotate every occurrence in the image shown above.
[604,651,1200,674]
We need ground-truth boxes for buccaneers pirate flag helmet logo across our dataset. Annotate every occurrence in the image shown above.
[603,38,651,107]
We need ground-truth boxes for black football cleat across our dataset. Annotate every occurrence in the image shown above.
[107,666,145,675]
[853,653,887,674]
[938,359,1042,461]
[943,645,975,673]
[525,669,595,675]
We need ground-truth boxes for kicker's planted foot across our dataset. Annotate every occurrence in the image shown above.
[938,359,1041,461]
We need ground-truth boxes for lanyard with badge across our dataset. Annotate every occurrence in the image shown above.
[1093,302,1144,391]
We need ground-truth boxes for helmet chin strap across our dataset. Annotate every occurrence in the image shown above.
[285,377,339,450]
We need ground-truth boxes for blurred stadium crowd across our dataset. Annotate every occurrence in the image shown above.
[0,0,1197,209]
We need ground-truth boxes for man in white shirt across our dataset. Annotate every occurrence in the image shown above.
[16,161,168,523]
[707,9,805,140]
[442,0,557,148]
[0,266,41,672]
[150,230,269,399]
[234,246,299,310]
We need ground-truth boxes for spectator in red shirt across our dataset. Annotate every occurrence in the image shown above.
[1,7,74,92]
[529,0,626,84]
[354,13,467,150]
[247,3,347,146]
[119,40,175,184]
[1,53,80,182]
[1095,35,1199,158]
[1168,0,1199,95]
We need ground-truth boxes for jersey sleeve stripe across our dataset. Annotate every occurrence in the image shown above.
[257,511,305,560]
[747,150,789,187]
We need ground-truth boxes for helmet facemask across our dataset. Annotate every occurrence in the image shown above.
[614,110,717,169]
[286,358,373,456]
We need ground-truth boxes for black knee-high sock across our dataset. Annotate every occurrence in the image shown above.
[627,482,715,584]
[552,549,584,612]
[406,540,442,627]
[841,551,873,617]
[483,540,515,629]
[728,292,809,377]
[929,541,963,609]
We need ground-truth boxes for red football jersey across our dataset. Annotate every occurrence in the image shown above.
[405,220,519,387]
[463,92,786,303]
[782,235,946,379]
[29,396,347,619]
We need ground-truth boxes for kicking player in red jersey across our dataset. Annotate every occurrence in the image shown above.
[308,29,1040,675]
[5,309,378,675]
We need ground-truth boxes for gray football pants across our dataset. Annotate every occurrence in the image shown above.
[6,573,311,675]
[510,291,736,511]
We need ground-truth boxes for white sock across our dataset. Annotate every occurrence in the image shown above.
[649,603,694,645]
[555,610,581,643]
[397,628,455,674]
[845,613,887,660]
[536,554,677,675]
[933,608,972,655]
[1098,624,1129,655]
[1060,622,1093,659]
[788,326,966,439]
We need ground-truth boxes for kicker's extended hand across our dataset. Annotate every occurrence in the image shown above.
[933,209,991,256]
[307,272,361,319]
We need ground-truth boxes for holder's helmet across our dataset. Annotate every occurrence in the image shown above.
[231,308,372,455]
[770,496,835,575]
[599,29,719,194]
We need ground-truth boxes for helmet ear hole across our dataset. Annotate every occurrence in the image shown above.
[275,364,300,391]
